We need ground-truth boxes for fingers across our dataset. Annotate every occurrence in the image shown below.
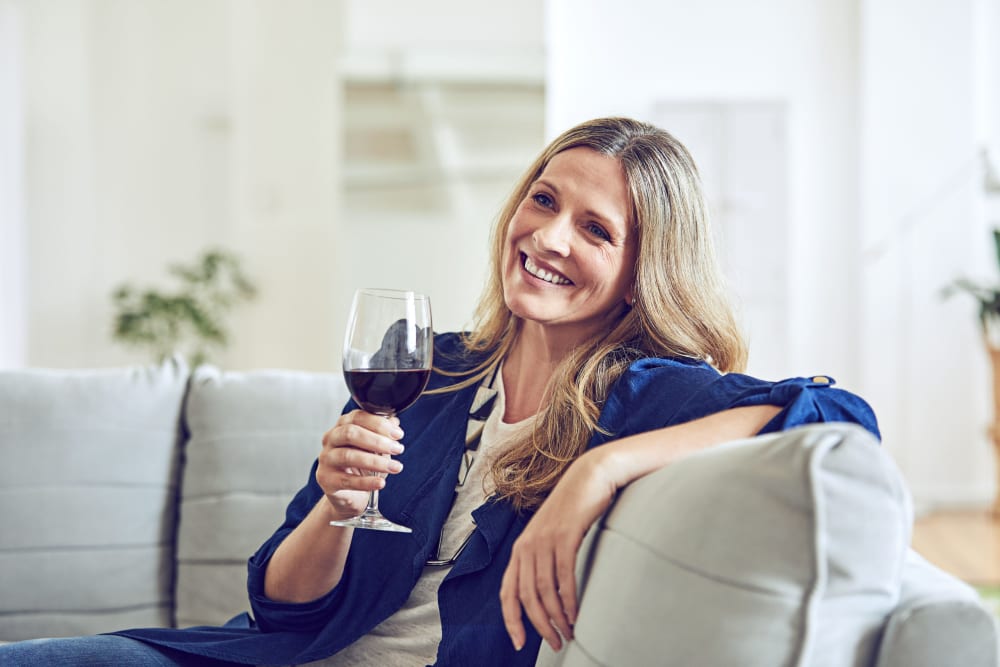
[501,536,577,653]
[323,410,404,456]
[517,551,563,652]
[499,555,526,651]
[555,543,579,626]
[535,548,574,645]
[316,410,405,498]
[326,445,402,478]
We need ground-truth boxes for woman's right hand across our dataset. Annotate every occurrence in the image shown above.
[264,409,403,603]
[316,410,406,521]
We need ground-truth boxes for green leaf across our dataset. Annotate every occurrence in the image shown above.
[109,247,256,366]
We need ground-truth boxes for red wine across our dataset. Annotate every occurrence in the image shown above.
[344,368,431,415]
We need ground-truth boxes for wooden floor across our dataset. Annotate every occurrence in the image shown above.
[912,509,1000,586]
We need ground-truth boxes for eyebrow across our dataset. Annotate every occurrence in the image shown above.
[534,178,627,231]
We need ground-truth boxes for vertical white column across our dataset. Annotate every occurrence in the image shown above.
[859,0,989,508]
[0,0,25,368]
[226,0,344,371]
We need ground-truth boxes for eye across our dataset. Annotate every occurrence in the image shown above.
[531,192,554,209]
[586,222,611,242]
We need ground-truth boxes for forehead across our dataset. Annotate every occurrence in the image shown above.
[537,147,631,227]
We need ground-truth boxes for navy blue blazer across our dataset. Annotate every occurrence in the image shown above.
[115,332,879,666]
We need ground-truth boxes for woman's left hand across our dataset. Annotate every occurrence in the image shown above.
[499,448,619,653]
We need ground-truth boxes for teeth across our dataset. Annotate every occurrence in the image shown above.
[524,255,571,285]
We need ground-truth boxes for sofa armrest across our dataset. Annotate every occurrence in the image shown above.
[874,550,999,667]
[537,423,912,667]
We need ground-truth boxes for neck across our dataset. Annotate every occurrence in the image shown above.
[500,321,580,423]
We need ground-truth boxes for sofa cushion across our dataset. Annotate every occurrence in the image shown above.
[174,366,350,628]
[874,550,999,667]
[0,359,189,640]
[537,423,912,667]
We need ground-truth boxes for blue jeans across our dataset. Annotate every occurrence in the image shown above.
[0,634,241,666]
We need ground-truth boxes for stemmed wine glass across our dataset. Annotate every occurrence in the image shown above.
[330,288,432,533]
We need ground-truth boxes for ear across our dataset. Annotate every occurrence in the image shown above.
[625,289,634,307]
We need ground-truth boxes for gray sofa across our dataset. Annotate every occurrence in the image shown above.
[0,359,996,666]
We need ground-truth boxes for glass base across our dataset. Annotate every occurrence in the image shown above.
[330,510,412,533]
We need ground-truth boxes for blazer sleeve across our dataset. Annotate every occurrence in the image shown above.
[245,460,351,633]
[594,358,880,447]
[689,372,881,439]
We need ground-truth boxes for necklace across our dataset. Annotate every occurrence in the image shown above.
[426,367,500,568]
[457,365,499,488]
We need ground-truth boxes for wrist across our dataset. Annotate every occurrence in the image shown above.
[581,445,628,495]
[322,494,359,523]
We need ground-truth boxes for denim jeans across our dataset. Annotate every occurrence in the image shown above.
[0,634,242,666]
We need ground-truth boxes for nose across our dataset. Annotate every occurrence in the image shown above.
[531,214,571,257]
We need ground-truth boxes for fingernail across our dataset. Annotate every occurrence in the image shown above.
[390,441,404,454]
[387,460,403,473]
[390,426,404,439]
[512,637,524,651]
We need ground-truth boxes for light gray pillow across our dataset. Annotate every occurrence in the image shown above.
[174,366,350,627]
[0,359,189,640]
[537,423,912,667]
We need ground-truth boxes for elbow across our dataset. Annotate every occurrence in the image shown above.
[248,560,338,634]
[249,594,337,634]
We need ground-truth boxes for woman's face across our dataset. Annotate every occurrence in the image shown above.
[501,147,637,345]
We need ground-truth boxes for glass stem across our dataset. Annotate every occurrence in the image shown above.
[361,412,393,516]
[365,483,380,514]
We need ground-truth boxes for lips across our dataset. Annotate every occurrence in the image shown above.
[522,253,572,285]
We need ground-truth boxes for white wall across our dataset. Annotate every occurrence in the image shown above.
[17,0,342,370]
[12,0,542,372]
[860,0,995,507]
[546,0,861,385]
[334,0,544,339]
[546,0,996,509]
[225,1,343,371]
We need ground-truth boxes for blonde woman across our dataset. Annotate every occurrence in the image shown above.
[1,118,878,666]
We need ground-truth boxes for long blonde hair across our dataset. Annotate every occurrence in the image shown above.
[438,117,747,512]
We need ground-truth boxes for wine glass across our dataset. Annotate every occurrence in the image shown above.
[330,288,432,533]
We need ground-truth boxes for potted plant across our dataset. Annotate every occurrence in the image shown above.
[111,248,257,367]
[943,228,1000,515]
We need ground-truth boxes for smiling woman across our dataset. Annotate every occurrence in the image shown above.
[0,117,881,666]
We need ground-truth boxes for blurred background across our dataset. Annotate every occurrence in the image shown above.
[1,0,999,520]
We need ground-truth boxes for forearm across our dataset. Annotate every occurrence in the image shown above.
[263,497,354,603]
[594,404,782,490]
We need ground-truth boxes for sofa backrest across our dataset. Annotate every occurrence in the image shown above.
[0,360,352,641]
[0,359,189,640]
[174,364,350,627]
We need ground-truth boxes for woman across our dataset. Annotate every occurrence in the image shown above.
[0,117,877,666]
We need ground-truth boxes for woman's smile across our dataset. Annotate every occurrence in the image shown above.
[521,253,573,286]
